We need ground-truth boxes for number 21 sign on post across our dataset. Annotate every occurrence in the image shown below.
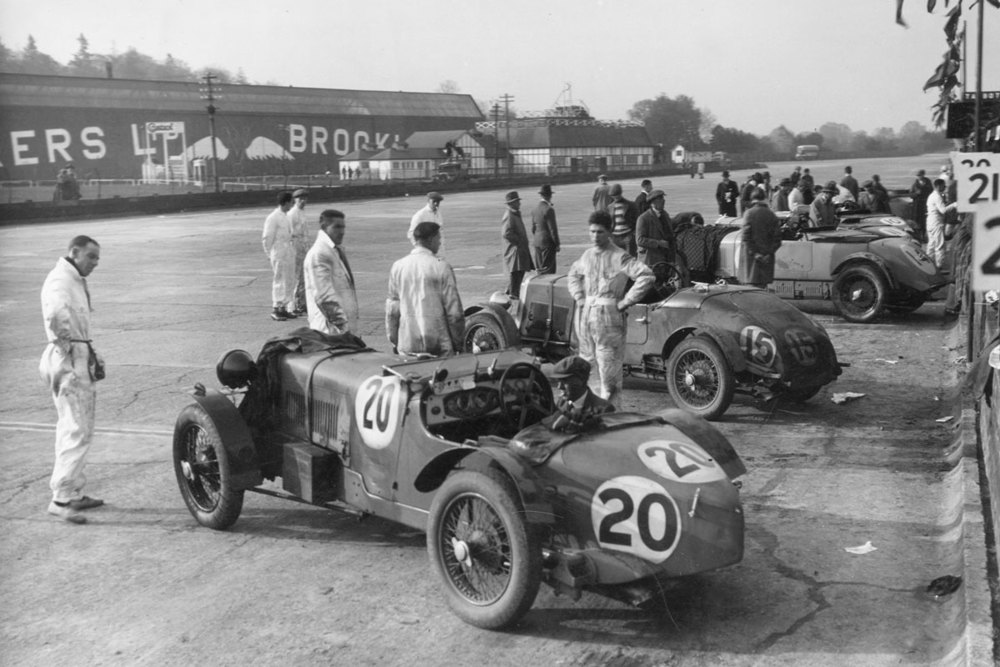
[953,152,1000,291]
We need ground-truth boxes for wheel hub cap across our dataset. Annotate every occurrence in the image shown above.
[451,537,472,568]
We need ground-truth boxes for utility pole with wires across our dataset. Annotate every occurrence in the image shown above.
[499,93,514,176]
[492,103,501,177]
[199,72,222,193]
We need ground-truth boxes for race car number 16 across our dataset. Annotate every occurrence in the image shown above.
[355,375,404,449]
[591,476,681,563]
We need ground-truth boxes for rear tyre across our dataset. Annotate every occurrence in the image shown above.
[666,337,734,420]
[428,468,542,630]
[832,265,887,323]
[783,385,823,402]
[463,312,510,353]
[173,404,244,530]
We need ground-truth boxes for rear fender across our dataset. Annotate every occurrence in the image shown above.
[190,389,263,490]
[413,446,555,527]
[664,325,747,373]
[655,408,747,479]
[463,303,522,347]
[832,253,896,290]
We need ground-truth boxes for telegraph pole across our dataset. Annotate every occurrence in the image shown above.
[199,72,221,193]
[492,103,501,177]
[500,93,515,176]
[974,0,984,151]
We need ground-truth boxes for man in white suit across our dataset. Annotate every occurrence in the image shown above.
[304,209,359,335]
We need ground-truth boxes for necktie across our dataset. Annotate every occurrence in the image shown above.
[336,246,354,287]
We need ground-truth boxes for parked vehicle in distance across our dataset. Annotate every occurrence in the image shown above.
[794,145,820,160]
[464,274,842,420]
[709,214,947,323]
[173,333,747,630]
[434,160,469,183]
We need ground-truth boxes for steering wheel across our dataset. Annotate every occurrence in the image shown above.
[498,362,555,431]
[836,200,861,213]
[651,261,686,290]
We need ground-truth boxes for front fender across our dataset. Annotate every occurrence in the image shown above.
[667,324,747,373]
[188,389,263,490]
[413,446,555,526]
[464,302,522,348]
[833,252,896,290]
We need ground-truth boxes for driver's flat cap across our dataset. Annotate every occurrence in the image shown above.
[551,356,592,379]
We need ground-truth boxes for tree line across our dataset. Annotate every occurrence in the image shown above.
[0,34,249,84]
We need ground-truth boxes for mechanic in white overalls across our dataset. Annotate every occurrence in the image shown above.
[287,188,311,315]
[262,191,296,321]
[39,235,105,524]
[567,211,655,409]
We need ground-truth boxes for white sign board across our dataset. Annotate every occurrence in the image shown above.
[952,152,999,213]
[145,121,185,135]
[972,200,1000,292]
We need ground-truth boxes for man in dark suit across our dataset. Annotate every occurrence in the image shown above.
[501,191,533,298]
[544,356,614,433]
[716,171,740,217]
[531,184,560,274]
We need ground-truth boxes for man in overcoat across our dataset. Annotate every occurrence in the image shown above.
[501,191,533,298]
[740,190,783,288]
[531,184,560,274]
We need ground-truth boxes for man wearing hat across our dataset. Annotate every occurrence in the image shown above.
[870,174,891,213]
[715,171,739,217]
[771,178,794,212]
[567,211,654,409]
[543,356,615,433]
[386,221,465,357]
[809,181,839,227]
[740,190,783,288]
[408,191,445,248]
[262,191,298,321]
[635,189,676,270]
[592,174,612,212]
[606,183,638,256]
[500,191,533,298]
[635,179,653,214]
[531,184,561,274]
[288,188,311,315]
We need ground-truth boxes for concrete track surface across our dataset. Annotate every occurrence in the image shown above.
[0,154,992,666]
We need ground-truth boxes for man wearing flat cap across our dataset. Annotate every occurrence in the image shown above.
[408,191,445,250]
[808,181,838,227]
[543,356,615,433]
[606,183,638,256]
[771,178,793,212]
[635,189,676,270]
[531,184,560,274]
[288,188,311,315]
[386,221,465,357]
[501,191,533,298]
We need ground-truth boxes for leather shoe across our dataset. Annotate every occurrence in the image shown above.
[48,501,86,524]
[68,496,104,510]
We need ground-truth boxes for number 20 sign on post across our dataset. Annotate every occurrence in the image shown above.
[953,152,1000,291]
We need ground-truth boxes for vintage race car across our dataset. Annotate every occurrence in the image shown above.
[709,215,948,323]
[173,331,746,630]
[464,273,842,420]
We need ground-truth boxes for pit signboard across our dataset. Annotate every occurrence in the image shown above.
[954,152,1000,291]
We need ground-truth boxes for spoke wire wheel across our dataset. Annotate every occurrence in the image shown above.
[832,265,887,323]
[172,404,244,529]
[462,312,509,353]
[428,469,541,630]
[666,337,734,420]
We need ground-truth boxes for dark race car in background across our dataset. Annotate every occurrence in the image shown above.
[464,274,842,420]
[173,331,746,630]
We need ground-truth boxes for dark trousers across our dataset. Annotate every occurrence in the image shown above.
[533,246,557,274]
[507,271,525,298]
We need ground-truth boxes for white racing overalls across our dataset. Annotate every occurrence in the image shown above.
[567,245,654,408]
[288,204,310,311]
[262,205,296,310]
[39,257,97,503]
[385,246,465,356]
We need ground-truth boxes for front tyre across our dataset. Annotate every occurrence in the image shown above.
[428,468,542,630]
[173,403,244,530]
[832,265,887,323]
[463,312,510,353]
[666,336,735,420]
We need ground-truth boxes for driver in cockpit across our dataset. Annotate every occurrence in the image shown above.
[544,356,614,433]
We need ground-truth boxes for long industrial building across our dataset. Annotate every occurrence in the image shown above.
[0,73,484,183]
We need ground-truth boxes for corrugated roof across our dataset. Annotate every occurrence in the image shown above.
[0,73,484,119]
[401,130,469,148]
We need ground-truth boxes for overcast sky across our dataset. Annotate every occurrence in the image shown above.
[1,0,997,136]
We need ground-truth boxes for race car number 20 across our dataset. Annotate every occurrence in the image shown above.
[354,375,404,449]
[591,476,681,563]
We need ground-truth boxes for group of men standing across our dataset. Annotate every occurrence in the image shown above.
[500,184,561,298]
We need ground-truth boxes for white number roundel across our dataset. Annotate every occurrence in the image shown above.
[591,476,681,564]
[637,440,726,484]
[354,375,403,449]
[740,325,777,367]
